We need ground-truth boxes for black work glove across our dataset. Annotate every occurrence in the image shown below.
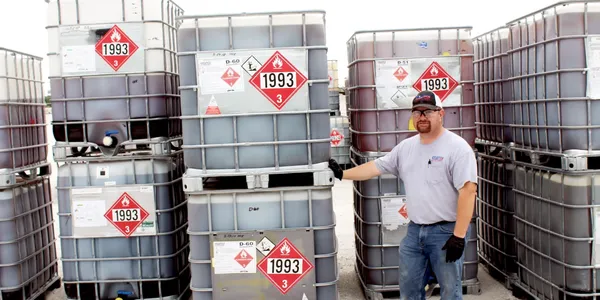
[328,158,343,181]
[441,234,465,263]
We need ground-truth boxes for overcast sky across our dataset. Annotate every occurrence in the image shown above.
[1,0,558,93]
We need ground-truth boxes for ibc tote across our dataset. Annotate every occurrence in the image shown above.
[471,25,517,287]
[0,47,61,300]
[504,1,600,299]
[44,0,190,299]
[346,26,480,298]
[175,10,339,300]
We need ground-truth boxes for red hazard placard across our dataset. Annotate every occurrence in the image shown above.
[412,61,458,101]
[222,67,240,87]
[234,249,253,268]
[257,237,314,294]
[249,51,307,110]
[398,204,408,219]
[330,129,344,146]
[103,192,149,237]
[95,25,139,71]
[394,66,408,82]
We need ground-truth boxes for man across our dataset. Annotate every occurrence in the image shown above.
[329,90,477,299]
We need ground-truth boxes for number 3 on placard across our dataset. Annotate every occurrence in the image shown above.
[125,226,130,233]
[282,280,288,288]
[276,94,282,103]
[114,60,118,67]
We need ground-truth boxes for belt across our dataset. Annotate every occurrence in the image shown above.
[413,220,455,226]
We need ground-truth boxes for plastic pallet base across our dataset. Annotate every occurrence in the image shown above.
[427,279,482,297]
[359,280,481,299]
[1,276,61,300]
[509,281,540,300]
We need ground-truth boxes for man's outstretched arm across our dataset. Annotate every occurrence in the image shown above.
[341,161,383,181]
[329,144,401,181]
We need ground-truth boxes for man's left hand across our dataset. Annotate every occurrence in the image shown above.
[441,235,465,263]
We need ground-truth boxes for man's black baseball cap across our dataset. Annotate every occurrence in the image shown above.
[412,91,442,110]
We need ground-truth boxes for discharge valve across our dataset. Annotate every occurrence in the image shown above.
[103,130,119,147]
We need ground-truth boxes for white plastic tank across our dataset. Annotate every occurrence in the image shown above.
[177,11,330,171]
[472,27,513,144]
[0,177,60,298]
[507,1,600,151]
[57,156,190,299]
[514,164,600,299]
[45,0,184,150]
[0,48,48,170]
[184,169,338,299]
[346,27,476,153]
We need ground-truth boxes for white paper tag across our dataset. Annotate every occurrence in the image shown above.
[381,195,409,231]
[586,35,600,99]
[62,45,96,73]
[213,241,257,274]
[197,57,245,95]
[72,200,107,227]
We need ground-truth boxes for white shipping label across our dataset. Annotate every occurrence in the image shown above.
[72,200,107,227]
[374,56,462,109]
[194,49,309,115]
[62,46,96,73]
[586,36,600,99]
[213,241,257,274]
[381,196,409,231]
[197,57,245,95]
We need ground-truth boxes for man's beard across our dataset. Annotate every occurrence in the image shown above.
[416,121,431,133]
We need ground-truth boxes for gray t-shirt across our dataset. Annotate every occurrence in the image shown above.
[374,129,477,225]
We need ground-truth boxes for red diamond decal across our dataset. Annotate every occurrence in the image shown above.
[234,249,253,268]
[393,66,409,82]
[94,25,139,71]
[412,61,459,101]
[257,238,314,294]
[222,67,241,87]
[103,192,149,237]
[249,51,307,110]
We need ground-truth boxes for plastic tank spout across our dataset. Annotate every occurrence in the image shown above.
[103,130,119,148]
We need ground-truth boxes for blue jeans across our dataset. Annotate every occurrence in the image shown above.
[398,221,471,300]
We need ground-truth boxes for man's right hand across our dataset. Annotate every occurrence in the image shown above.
[329,158,343,180]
